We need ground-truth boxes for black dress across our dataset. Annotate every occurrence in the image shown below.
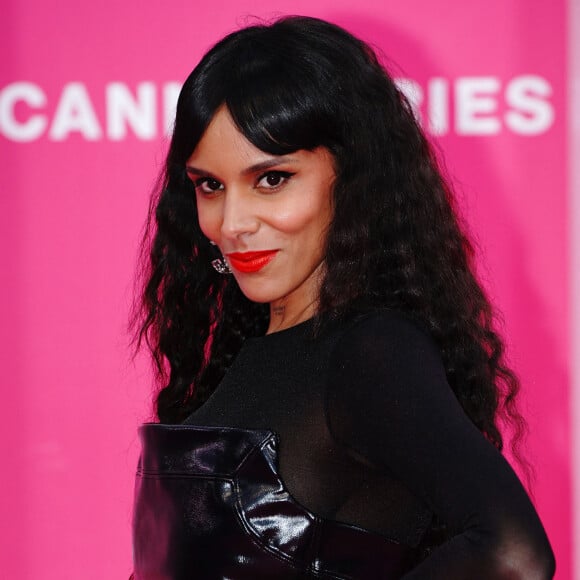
[132,310,555,578]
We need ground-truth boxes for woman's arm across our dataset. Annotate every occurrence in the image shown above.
[325,311,555,579]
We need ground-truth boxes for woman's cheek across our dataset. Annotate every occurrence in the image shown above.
[197,201,222,241]
[268,201,316,233]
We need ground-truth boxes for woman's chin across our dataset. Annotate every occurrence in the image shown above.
[234,281,279,304]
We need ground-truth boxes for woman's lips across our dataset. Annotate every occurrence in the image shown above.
[225,250,279,273]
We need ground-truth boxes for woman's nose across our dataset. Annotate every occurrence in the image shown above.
[220,188,260,239]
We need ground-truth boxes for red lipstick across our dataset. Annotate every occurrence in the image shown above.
[226,250,278,273]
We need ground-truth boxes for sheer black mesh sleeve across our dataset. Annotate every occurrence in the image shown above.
[325,311,555,579]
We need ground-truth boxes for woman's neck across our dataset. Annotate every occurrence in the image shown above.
[267,299,317,334]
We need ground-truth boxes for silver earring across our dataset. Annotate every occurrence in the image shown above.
[208,241,232,274]
[211,257,232,275]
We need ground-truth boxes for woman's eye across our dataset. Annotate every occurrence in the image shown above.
[195,178,224,194]
[256,171,294,190]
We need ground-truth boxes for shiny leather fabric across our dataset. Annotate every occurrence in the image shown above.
[132,424,417,579]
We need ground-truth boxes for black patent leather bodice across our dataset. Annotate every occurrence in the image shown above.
[132,424,417,579]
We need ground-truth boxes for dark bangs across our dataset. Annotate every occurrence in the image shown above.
[224,33,340,155]
[171,19,344,165]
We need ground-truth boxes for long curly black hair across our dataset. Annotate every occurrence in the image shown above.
[134,16,526,470]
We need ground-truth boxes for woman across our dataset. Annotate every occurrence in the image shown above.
[132,16,555,579]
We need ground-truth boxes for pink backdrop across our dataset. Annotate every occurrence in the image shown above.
[1,0,573,578]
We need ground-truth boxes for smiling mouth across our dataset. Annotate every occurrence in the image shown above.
[226,250,279,273]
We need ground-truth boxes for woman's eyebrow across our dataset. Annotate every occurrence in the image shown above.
[185,165,214,178]
[241,156,298,175]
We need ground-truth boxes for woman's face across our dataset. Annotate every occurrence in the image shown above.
[186,106,335,313]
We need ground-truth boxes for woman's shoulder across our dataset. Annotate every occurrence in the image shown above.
[331,307,440,359]
[324,306,449,409]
